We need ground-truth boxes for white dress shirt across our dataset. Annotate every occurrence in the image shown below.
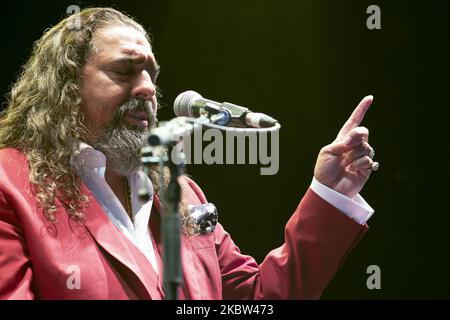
[70,143,158,274]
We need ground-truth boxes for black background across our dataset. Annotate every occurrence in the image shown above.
[1,0,449,299]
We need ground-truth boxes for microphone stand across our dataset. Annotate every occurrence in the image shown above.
[161,144,184,300]
[140,145,184,300]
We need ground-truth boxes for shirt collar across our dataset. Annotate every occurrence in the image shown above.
[70,142,108,177]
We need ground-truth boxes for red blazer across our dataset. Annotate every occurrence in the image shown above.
[0,148,367,299]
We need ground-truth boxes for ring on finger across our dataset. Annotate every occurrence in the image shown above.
[371,161,380,172]
[369,148,375,159]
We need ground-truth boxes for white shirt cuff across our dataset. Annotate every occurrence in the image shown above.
[310,177,375,225]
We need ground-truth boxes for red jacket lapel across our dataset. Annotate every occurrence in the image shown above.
[80,183,161,299]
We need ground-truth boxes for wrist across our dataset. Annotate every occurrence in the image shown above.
[313,175,356,199]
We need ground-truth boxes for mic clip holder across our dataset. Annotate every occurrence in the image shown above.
[138,146,169,202]
[202,102,231,126]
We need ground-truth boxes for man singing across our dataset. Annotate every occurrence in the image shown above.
[0,7,379,299]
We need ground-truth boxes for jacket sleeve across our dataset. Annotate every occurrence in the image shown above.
[0,189,35,299]
[186,177,367,299]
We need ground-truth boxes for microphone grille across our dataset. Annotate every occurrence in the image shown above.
[173,90,203,117]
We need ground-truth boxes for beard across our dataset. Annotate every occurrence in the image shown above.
[92,98,157,176]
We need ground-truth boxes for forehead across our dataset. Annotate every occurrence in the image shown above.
[91,25,154,61]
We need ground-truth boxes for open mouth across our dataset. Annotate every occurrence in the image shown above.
[124,111,149,128]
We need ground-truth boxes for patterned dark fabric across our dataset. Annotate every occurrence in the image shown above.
[188,203,218,234]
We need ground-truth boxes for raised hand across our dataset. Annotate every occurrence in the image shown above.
[314,95,378,198]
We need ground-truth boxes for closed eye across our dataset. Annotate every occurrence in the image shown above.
[114,70,132,76]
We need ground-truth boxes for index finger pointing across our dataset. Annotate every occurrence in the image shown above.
[337,95,373,139]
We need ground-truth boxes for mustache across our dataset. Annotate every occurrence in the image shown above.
[110,98,157,129]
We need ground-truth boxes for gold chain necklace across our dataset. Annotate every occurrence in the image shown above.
[123,178,133,220]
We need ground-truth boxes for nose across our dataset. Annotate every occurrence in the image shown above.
[131,70,156,101]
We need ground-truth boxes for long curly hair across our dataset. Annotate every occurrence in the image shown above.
[0,8,197,232]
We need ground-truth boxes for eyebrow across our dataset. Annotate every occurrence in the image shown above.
[113,55,161,80]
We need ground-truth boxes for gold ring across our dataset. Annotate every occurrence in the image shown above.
[371,162,380,171]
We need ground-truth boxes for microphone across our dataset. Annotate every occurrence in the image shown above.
[173,90,278,128]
